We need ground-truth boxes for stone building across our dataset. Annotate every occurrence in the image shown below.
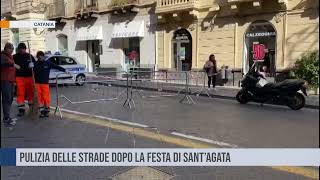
[2,0,318,78]
[155,0,319,78]
[1,0,47,54]
[45,0,156,72]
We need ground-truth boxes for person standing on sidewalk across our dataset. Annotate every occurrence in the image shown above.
[203,54,217,89]
[34,51,68,118]
[1,43,20,127]
[13,43,36,117]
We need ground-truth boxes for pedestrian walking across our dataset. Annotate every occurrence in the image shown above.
[203,54,217,89]
[34,51,69,118]
[13,42,36,117]
[1,43,20,127]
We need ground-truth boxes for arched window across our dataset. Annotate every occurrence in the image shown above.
[57,34,68,55]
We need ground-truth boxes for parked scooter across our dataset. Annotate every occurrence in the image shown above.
[236,62,308,110]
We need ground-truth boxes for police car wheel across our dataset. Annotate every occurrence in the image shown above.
[76,75,85,86]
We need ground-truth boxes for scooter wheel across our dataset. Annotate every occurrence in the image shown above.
[236,90,250,104]
[287,93,305,110]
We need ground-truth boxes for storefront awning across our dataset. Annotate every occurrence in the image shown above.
[112,20,144,38]
[76,26,103,41]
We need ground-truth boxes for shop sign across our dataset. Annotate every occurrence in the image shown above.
[246,32,276,38]
[252,43,265,61]
[113,32,139,38]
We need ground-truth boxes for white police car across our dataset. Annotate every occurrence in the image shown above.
[46,55,87,86]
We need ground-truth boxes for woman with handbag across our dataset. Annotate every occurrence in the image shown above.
[203,54,217,89]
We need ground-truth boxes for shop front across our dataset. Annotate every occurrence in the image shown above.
[76,25,103,72]
[243,21,277,77]
[155,0,318,85]
[111,20,145,72]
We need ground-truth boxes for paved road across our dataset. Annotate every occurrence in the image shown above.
[1,110,317,180]
[51,85,319,148]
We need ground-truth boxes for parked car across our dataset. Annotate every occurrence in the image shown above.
[46,55,87,86]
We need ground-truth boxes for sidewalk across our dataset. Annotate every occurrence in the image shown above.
[88,77,319,109]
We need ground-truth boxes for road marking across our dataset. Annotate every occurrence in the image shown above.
[53,109,319,179]
[59,108,237,147]
[59,108,149,128]
[171,132,238,148]
[271,167,319,180]
[58,110,213,148]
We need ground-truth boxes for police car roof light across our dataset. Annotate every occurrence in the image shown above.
[54,51,62,55]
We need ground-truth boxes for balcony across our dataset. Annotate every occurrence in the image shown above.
[110,0,138,8]
[1,0,16,16]
[14,0,48,15]
[75,0,99,15]
[108,0,141,15]
[15,0,33,15]
[47,0,65,20]
[155,0,200,14]
[225,0,287,9]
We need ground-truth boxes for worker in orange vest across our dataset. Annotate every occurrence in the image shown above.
[13,43,36,117]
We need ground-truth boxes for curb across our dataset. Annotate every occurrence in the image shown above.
[98,81,319,110]
[69,80,320,110]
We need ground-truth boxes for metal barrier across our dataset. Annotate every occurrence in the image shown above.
[53,71,128,118]
[189,70,211,97]
[53,68,244,118]
[128,70,196,104]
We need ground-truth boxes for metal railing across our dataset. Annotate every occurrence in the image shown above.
[53,69,245,118]
[75,0,98,13]
[157,0,198,7]
[156,0,199,13]
[110,0,138,7]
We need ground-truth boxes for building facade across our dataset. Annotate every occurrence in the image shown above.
[2,0,317,77]
[45,0,156,72]
[1,0,47,54]
[154,0,319,76]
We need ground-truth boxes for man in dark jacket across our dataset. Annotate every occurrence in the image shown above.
[34,51,68,118]
[13,42,36,117]
[1,43,19,127]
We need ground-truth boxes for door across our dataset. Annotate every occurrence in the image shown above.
[173,40,189,71]
[172,29,192,71]
[87,40,101,72]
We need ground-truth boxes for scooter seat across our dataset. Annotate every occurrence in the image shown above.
[265,79,305,89]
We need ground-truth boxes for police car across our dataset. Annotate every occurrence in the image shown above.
[46,54,87,86]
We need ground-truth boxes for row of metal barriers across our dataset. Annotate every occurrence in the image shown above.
[53,70,227,118]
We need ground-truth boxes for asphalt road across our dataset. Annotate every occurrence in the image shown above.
[51,84,319,148]
[1,111,317,180]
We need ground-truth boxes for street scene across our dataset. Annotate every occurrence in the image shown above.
[1,0,319,179]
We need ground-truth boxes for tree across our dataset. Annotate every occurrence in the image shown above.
[292,50,319,90]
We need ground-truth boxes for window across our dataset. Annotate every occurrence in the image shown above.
[59,57,77,65]
[83,0,97,7]
[48,57,59,65]
[57,34,68,55]
[11,29,19,53]
[128,37,140,67]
